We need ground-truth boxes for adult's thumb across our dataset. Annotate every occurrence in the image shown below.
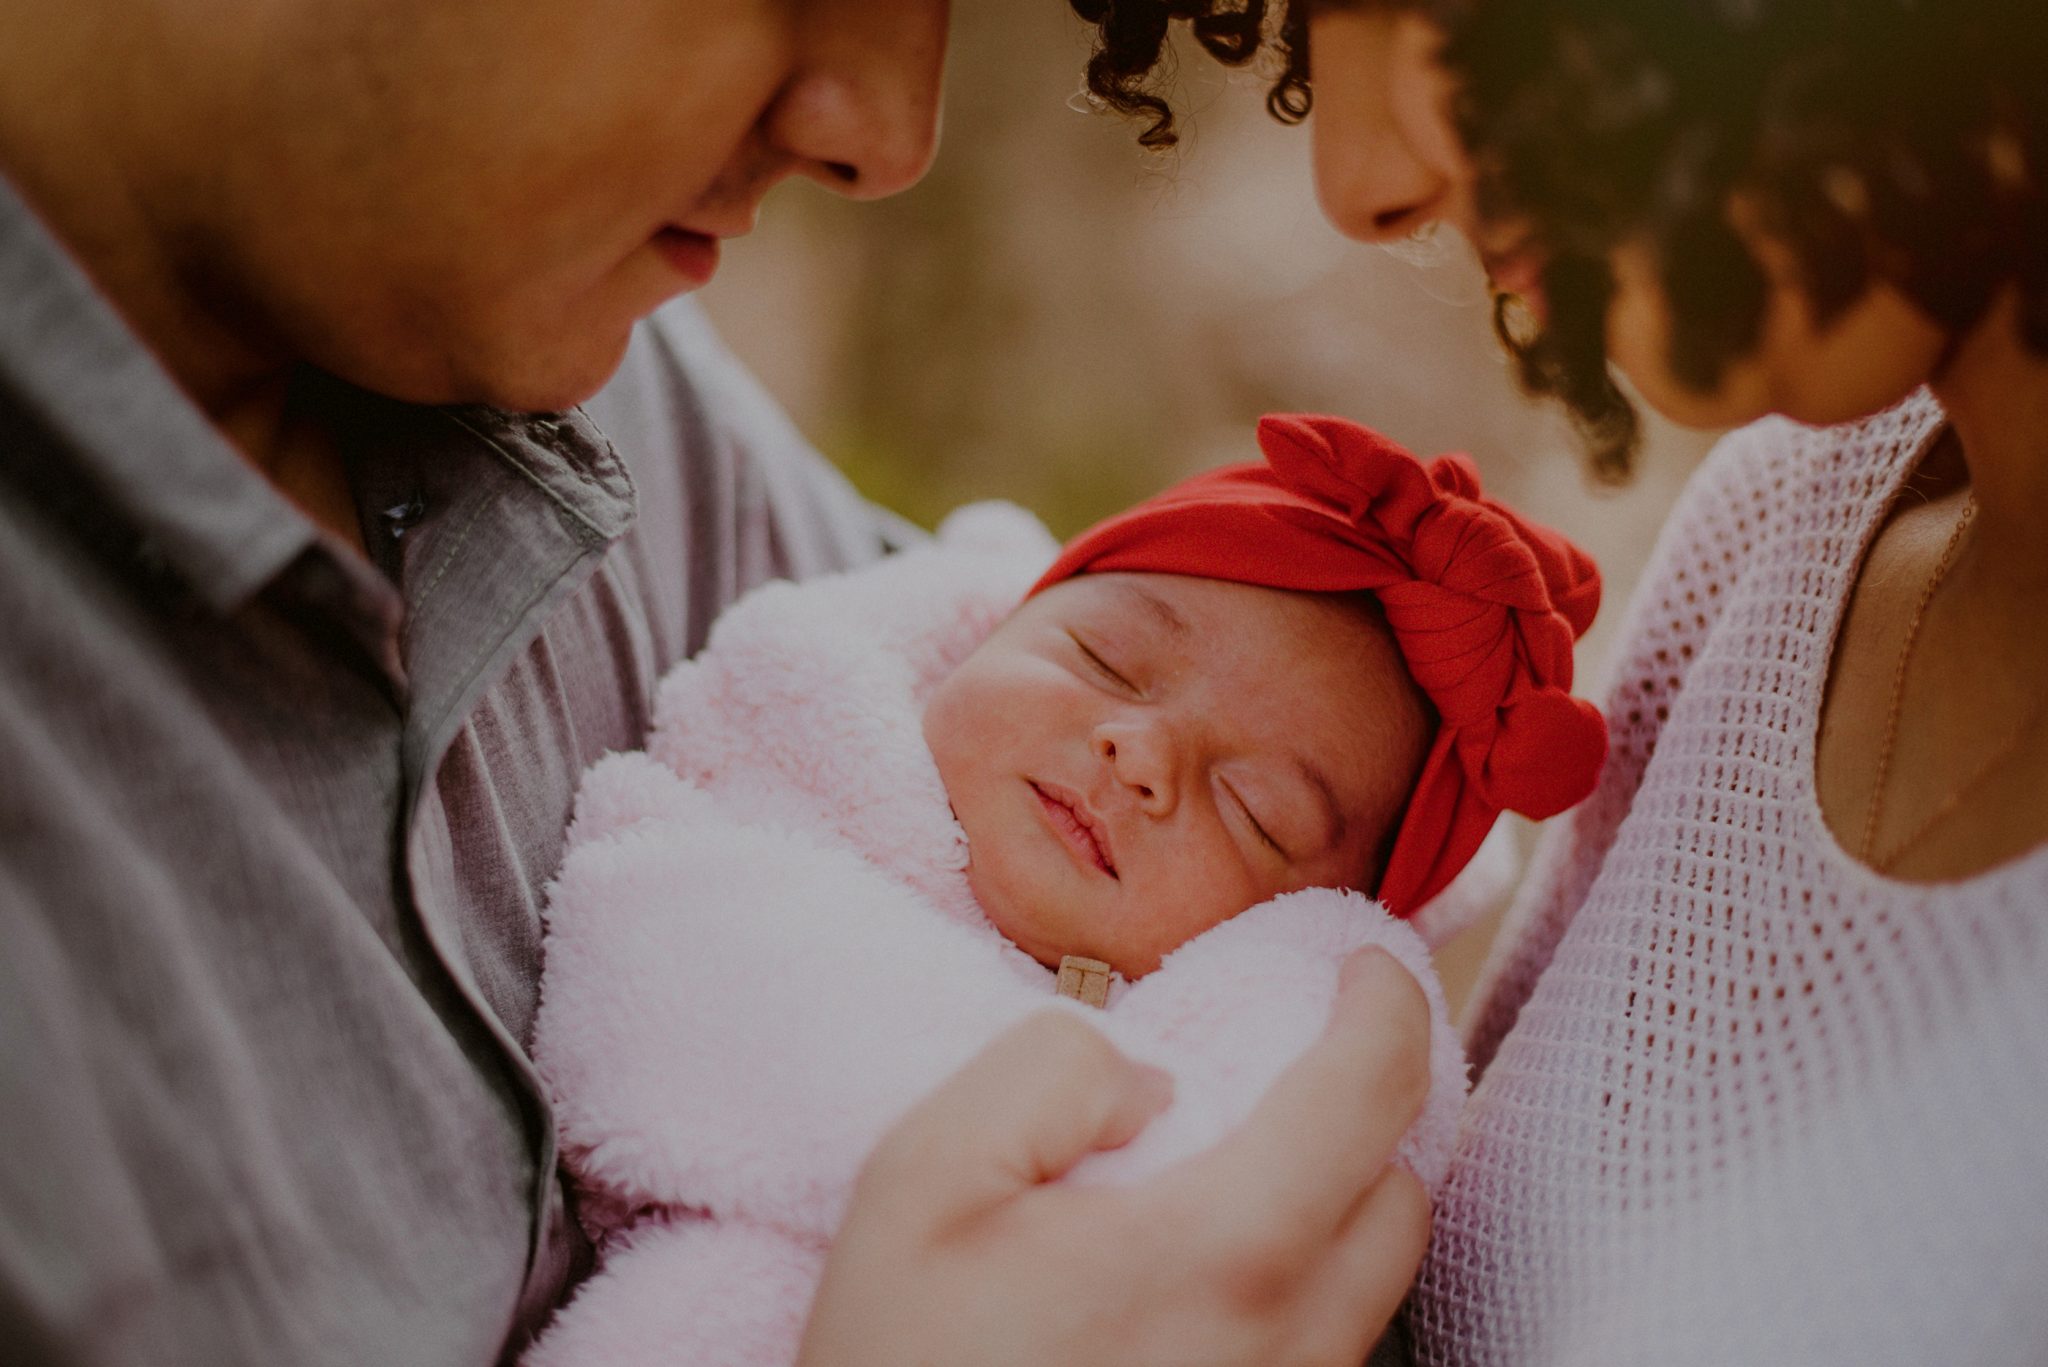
[864,1010,1174,1224]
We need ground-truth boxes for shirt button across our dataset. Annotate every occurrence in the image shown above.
[380,494,425,540]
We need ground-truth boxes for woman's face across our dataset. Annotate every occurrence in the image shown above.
[1305,5,1950,432]
[1307,8,1481,248]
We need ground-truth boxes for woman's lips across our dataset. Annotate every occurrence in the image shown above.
[652,227,720,286]
[1031,781,1118,878]
[1480,243,1549,325]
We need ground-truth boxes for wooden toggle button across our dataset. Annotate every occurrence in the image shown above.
[1055,955,1112,1008]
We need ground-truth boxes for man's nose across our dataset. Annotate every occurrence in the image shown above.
[768,1,949,201]
[1093,720,1177,816]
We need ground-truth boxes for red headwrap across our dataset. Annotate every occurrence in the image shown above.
[1031,414,1606,917]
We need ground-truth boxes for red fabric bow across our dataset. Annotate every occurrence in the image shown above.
[1031,414,1606,917]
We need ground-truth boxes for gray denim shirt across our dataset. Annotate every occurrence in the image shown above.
[0,176,908,1365]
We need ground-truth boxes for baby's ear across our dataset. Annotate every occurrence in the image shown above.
[1405,820,1521,949]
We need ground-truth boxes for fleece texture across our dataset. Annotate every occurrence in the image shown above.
[525,503,1484,1367]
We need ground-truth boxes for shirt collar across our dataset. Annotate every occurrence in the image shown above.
[0,173,319,614]
[0,174,637,615]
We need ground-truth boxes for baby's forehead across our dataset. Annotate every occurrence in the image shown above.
[1046,573,1197,635]
[1049,571,1393,650]
[1048,573,1421,725]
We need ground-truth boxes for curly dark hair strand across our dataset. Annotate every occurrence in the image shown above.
[1451,0,2048,473]
[1066,0,1309,149]
[1068,0,2048,484]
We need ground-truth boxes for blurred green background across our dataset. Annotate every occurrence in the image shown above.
[699,6,1721,1007]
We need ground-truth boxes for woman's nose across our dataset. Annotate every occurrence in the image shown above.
[767,0,949,201]
[1093,722,1177,815]
[1315,121,1454,243]
[1308,10,1476,243]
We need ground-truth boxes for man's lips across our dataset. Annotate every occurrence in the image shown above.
[1030,781,1118,879]
[651,226,720,286]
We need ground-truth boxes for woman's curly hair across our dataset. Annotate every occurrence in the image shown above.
[1071,0,2048,480]
[1449,0,2048,476]
[1065,0,1312,148]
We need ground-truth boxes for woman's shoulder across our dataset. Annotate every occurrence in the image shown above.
[1614,393,1941,660]
[1658,392,1943,565]
[1652,413,1822,569]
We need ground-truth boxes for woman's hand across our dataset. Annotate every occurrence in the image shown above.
[795,947,1435,1367]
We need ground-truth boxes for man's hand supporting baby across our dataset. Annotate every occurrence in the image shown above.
[796,946,1434,1367]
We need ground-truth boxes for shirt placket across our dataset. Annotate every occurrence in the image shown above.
[354,401,636,1342]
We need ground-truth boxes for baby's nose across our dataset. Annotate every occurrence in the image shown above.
[1094,725,1175,813]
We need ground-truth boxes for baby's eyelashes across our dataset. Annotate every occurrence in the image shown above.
[1068,632,1136,691]
[1236,790,1285,857]
[1220,776,1290,863]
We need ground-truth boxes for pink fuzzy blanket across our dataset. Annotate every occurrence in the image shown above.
[525,504,1481,1367]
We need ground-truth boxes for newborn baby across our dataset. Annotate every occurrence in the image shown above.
[525,415,1605,1367]
[928,570,1432,980]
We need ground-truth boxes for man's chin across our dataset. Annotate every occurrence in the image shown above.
[344,324,639,414]
[399,261,703,411]
[478,321,649,412]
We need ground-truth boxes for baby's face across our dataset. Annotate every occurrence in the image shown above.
[924,572,1432,978]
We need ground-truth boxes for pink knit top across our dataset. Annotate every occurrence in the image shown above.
[1408,393,2048,1364]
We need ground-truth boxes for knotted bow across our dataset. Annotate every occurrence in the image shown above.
[1032,414,1606,916]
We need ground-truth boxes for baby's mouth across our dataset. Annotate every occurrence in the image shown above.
[1030,781,1118,878]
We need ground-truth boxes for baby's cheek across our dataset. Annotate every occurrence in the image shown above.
[1145,847,1266,945]
[962,822,1070,968]
[961,821,1017,920]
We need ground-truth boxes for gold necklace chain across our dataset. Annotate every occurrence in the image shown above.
[1873,695,2048,873]
[1858,495,2048,873]
[1858,498,1977,863]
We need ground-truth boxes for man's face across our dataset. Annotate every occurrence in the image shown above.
[923,573,1432,978]
[162,0,947,410]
